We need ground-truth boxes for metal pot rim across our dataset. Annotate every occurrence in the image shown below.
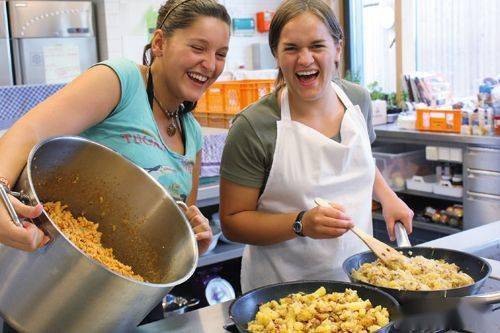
[25,135,199,287]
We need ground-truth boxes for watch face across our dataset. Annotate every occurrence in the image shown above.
[293,221,302,233]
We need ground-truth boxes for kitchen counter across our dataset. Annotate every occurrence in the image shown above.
[135,221,500,333]
[374,123,500,147]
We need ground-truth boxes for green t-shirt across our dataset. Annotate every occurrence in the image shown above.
[220,78,376,192]
[81,58,203,202]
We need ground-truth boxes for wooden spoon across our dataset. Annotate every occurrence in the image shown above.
[314,197,409,266]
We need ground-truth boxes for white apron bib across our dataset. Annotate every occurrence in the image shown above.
[241,82,376,292]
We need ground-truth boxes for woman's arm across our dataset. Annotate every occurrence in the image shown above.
[373,167,413,240]
[185,151,212,255]
[220,178,353,246]
[0,65,121,250]
[187,151,201,206]
[0,65,121,185]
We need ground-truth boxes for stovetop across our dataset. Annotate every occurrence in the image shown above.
[224,278,500,333]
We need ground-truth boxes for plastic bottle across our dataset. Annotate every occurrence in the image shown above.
[442,163,451,182]
[491,85,500,135]
[436,164,442,182]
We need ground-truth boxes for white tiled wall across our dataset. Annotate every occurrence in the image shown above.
[222,0,281,70]
[94,0,280,70]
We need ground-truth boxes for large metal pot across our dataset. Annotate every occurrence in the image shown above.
[0,136,198,333]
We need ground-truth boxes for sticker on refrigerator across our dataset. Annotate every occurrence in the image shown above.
[43,44,81,84]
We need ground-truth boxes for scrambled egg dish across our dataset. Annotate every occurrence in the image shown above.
[352,256,474,291]
[45,201,145,282]
[247,287,390,333]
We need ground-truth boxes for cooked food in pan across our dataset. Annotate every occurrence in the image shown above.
[45,201,145,282]
[247,287,390,333]
[352,255,474,291]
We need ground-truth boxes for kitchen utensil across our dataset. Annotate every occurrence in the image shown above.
[315,197,408,265]
[0,136,198,333]
[162,294,200,317]
[229,280,401,333]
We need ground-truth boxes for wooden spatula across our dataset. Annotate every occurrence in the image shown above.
[314,197,409,266]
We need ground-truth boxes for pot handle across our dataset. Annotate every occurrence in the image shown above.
[176,201,189,212]
[395,222,412,247]
[186,298,200,309]
[465,291,500,306]
[0,184,23,227]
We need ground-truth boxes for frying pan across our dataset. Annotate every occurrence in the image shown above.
[342,224,492,306]
[228,280,402,333]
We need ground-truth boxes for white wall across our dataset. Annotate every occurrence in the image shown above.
[95,0,281,70]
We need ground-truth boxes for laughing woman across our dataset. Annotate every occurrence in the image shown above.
[219,0,413,292]
[0,0,230,326]
[0,0,230,253]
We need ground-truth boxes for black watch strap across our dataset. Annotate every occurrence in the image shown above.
[293,210,306,237]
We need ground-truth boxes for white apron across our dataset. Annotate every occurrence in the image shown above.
[241,82,376,292]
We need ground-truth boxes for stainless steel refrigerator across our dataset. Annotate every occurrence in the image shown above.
[0,1,13,86]
[9,0,97,85]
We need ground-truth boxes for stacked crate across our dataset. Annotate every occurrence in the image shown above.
[193,80,274,128]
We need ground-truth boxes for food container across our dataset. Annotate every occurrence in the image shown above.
[416,108,462,133]
[372,144,427,191]
[0,136,198,333]
[433,180,463,198]
[406,175,436,193]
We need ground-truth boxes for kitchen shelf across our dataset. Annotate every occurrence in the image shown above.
[196,182,220,207]
[396,188,463,202]
[197,242,244,267]
[372,211,461,235]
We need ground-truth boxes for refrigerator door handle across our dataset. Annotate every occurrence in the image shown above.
[466,191,500,202]
[468,147,500,154]
[467,169,500,178]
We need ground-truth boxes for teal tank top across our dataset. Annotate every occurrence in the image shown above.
[81,58,203,202]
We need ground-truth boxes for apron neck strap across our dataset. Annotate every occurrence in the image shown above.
[279,87,292,121]
[280,82,355,121]
[332,82,355,109]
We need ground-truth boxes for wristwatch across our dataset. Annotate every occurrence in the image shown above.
[293,211,306,237]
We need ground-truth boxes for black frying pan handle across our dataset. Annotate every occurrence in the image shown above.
[223,321,238,333]
[395,222,411,247]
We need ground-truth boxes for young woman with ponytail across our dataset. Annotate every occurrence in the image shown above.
[0,0,230,262]
[0,1,230,328]
[219,0,413,293]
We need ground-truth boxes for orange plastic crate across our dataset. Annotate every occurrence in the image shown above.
[239,81,257,109]
[205,84,224,113]
[194,92,207,113]
[222,82,241,114]
[416,109,462,133]
[199,80,275,115]
[254,80,274,99]
[193,112,209,127]
[207,113,230,128]
[238,79,275,109]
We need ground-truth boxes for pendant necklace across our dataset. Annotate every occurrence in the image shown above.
[147,66,180,137]
[153,95,179,136]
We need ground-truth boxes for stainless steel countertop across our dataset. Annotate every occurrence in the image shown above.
[198,242,244,268]
[374,123,500,146]
[135,221,500,333]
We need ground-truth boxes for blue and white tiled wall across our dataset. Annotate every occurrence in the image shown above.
[0,84,65,130]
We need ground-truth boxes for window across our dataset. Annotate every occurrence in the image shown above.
[414,0,500,98]
[348,0,397,92]
[348,0,500,99]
